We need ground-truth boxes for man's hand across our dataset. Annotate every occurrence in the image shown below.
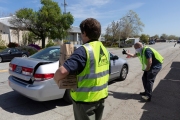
[122,49,127,54]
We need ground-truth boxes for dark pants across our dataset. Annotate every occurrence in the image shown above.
[142,67,161,97]
[72,99,105,120]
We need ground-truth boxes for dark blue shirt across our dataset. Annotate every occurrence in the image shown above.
[144,48,162,69]
[63,45,111,75]
[63,46,86,74]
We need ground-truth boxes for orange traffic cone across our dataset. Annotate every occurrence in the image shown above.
[126,50,131,58]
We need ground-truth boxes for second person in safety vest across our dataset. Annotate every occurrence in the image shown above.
[122,42,163,102]
[54,18,110,120]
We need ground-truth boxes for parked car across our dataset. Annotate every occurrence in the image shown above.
[0,48,29,63]
[177,40,180,43]
[8,45,129,103]
[149,40,155,45]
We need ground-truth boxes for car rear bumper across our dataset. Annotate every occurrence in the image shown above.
[8,75,65,101]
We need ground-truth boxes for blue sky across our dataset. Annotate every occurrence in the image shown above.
[0,0,179,37]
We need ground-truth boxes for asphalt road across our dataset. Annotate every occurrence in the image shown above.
[0,42,180,120]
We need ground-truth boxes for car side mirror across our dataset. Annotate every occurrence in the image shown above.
[110,55,119,60]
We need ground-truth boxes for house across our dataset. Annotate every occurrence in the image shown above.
[0,16,82,46]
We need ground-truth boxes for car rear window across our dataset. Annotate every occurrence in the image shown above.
[30,47,60,62]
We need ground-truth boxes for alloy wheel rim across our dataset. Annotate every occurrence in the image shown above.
[22,54,27,57]
[122,68,127,78]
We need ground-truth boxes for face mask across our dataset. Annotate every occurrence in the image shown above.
[135,47,142,53]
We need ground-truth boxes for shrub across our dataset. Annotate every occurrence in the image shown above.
[46,39,55,48]
[0,46,7,49]
[18,46,38,55]
[28,44,41,50]
[7,42,19,48]
[0,39,6,46]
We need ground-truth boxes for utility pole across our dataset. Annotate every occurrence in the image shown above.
[62,0,67,14]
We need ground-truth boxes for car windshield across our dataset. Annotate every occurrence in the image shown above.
[30,47,60,62]
[2,48,11,52]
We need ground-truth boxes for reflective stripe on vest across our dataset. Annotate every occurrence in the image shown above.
[76,43,109,92]
[76,83,108,92]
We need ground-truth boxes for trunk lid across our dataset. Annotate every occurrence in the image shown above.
[9,57,52,81]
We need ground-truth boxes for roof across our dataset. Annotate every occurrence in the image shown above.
[0,16,14,27]
[0,16,81,33]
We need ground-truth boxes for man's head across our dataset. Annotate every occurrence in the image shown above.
[79,18,101,43]
[134,42,143,53]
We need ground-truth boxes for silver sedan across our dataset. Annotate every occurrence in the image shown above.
[8,45,129,103]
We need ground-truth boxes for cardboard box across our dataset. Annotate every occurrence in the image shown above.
[58,43,77,89]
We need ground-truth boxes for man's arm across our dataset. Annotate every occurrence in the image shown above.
[144,48,153,71]
[145,58,152,71]
[54,66,69,85]
[126,52,137,57]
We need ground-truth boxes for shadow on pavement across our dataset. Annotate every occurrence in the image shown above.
[140,61,180,120]
[108,90,140,101]
[0,91,71,115]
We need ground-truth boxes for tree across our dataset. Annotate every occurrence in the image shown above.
[9,15,26,44]
[104,10,144,46]
[10,0,74,48]
[104,21,120,46]
[152,34,159,39]
[140,34,149,44]
[167,35,179,40]
[120,10,144,39]
[160,34,168,40]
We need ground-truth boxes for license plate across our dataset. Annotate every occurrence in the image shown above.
[15,66,22,73]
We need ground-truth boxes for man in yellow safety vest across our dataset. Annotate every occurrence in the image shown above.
[122,42,163,102]
[54,18,110,120]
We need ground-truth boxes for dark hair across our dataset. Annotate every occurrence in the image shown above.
[79,18,101,40]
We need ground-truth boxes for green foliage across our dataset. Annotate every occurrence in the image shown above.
[140,34,149,44]
[7,42,20,48]
[22,32,38,45]
[13,0,74,48]
[18,46,38,55]
[46,39,55,48]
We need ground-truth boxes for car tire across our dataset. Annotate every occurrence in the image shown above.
[0,57,2,63]
[63,89,72,104]
[22,54,28,57]
[119,65,128,81]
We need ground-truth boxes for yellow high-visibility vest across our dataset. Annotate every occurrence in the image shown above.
[137,46,164,70]
[70,41,110,102]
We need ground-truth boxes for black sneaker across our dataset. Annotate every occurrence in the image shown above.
[141,96,151,102]
[139,92,146,95]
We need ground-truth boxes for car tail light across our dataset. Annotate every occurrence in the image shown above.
[9,63,17,71]
[34,73,54,81]
[22,67,33,76]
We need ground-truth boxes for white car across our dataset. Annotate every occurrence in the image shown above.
[8,46,129,103]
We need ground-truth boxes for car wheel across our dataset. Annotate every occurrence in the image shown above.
[22,54,28,57]
[119,65,128,80]
[0,57,2,63]
[63,89,72,104]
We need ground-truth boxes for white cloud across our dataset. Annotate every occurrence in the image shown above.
[68,0,111,19]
